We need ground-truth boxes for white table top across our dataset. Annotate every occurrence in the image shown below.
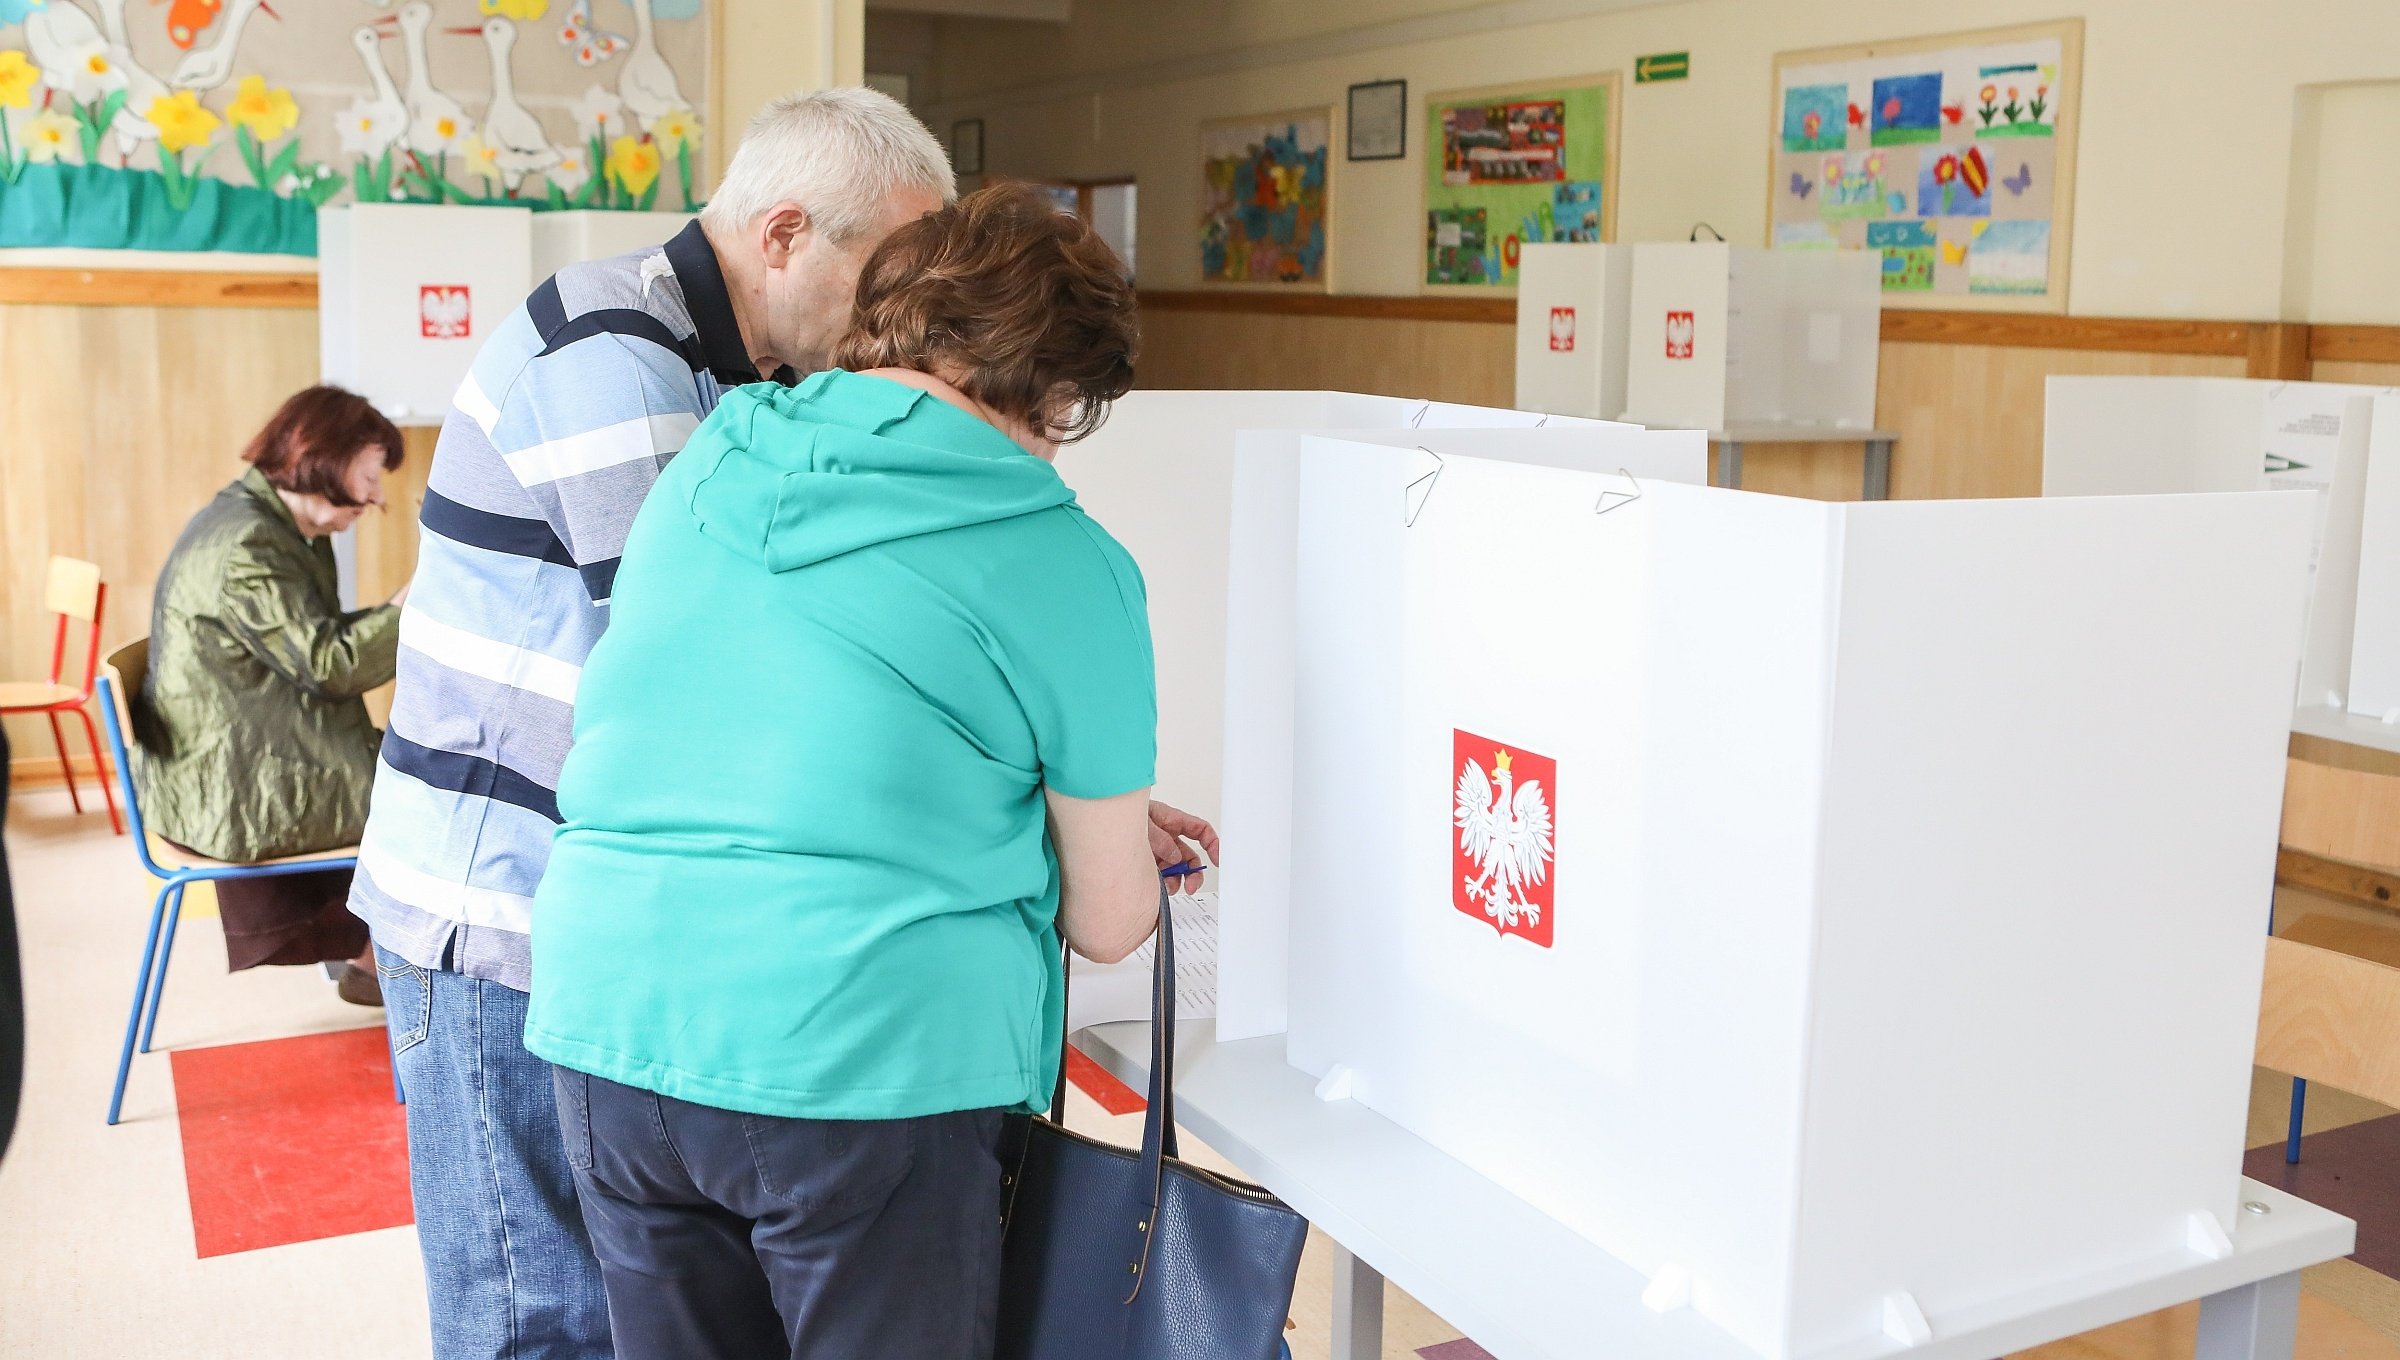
[1710,422,1900,444]
[2293,702,2400,758]
[1077,1020,2354,1360]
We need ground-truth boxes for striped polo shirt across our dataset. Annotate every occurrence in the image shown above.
[349,221,779,991]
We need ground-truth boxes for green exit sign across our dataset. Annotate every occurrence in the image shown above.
[1636,51,1690,83]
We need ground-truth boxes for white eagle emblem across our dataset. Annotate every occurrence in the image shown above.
[1664,310,1696,359]
[1455,747,1555,929]
[420,285,473,340]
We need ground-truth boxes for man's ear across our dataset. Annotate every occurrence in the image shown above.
[757,202,811,268]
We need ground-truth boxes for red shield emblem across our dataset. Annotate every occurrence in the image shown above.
[1548,306,1576,352]
[420,285,472,340]
[1664,310,1695,359]
[1452,729,1557,948]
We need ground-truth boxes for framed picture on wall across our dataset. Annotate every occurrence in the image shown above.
[1768,20,2084,313]
[1200,107,1333,289]
[952,119,985,176]
[1348,80,1407,161]
[1420,73,1621,293]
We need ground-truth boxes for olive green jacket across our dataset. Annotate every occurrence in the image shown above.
[136,468,400,862]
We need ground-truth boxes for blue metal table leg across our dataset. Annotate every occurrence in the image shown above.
[2286,1077,2307,1165]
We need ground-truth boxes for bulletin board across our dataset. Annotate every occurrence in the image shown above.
[1420,72,1618,294]
[0,0,711,259]
[1200,106,1332,290]
[1768,21,2081,312]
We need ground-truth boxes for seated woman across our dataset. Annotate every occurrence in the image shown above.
[140,385,408,1006]
[524,181,1212,1360]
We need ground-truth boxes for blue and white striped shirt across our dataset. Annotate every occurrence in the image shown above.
[349,221,776,991]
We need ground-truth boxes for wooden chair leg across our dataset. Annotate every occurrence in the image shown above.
[45,710,83,814]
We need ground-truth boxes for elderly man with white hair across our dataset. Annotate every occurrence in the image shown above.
[346,88,953,1360]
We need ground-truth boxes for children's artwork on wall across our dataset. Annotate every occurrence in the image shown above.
[1769,20,2080,312]
[0,0,709,259]
[1422,73,1617,291]
[1200,107,1330,289]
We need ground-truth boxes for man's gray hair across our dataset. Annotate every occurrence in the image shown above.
[701,87,957,242]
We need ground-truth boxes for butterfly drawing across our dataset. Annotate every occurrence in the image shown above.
[1941,103,1964,125]
[1940,239,1968,265]
[160,0,224,49]
[1789,171,1812,200]
[1846,102,1864,129]
[2003,162,2033,196]
[558,0,628,65]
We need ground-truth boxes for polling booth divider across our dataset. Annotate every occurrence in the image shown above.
[2042,375,2399,710]
[1215,435,2312,1360]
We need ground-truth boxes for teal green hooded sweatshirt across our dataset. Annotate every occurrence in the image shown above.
[524,370,1158,1120]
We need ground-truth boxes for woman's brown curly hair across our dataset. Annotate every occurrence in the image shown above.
[831,180,1138,444]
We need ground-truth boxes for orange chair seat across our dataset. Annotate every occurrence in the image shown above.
[0,680,83,711]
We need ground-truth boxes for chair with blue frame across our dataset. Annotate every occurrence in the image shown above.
[97,639,376,1126]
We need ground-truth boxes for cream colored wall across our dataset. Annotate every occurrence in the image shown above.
[2284,81,2400,325]
[921,0,2400,319]
[711,0,867,176]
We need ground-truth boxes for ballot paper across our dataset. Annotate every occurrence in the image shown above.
[1066,892,1218,1032]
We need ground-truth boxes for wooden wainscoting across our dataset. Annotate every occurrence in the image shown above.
[1,301,321,771]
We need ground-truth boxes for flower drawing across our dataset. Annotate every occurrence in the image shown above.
[143,89,218,154]
[225,74,298,142]
[0,49,39,108]
[605,132,659,199]
[649,104,700,150]
[338,97,404,158]
[22,107,75,162]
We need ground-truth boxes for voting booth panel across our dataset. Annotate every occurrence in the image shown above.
[2351,395,2400,720]
[1061,391,1624,827]
[1214,427,1709,1044]
[1233,443,2310,1359]
[1621,243,1880,433]
[1515,243,1633,421]
[531,210,698,284]
[2043,376,2393,707]
[317,204,536,426]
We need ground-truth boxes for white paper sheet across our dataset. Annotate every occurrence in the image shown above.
[1065,892,1218,1032]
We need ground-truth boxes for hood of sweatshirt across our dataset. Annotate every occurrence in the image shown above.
[678,369,1074,574]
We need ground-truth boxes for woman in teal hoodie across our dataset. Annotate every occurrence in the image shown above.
[524,182,1213,1358]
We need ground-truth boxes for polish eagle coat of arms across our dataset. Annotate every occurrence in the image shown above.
[1451,730,1557,948]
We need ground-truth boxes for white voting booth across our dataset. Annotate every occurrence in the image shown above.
[2349,394,2400,719]
[2043,376,2397,708]
[1515,242,1634,421]
[1621,242,1881,433]
[317,203,535,425]
[1217,437,2311,1360]
[532,209,695,283]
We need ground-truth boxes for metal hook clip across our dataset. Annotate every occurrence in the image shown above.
[1410,401,1432,429]
[1535,414,1552,427]
[1404,447,1443,528]
[1595,466,1643,517]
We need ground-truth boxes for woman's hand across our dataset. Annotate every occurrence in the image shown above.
[1147,800,1219,892]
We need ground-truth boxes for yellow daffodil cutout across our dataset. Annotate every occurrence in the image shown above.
[0,50,38,109]
[649,106,701,153]
[23,108,76,162]
[478,0,549,16]
[144,90,220,154]
[459,133,502,180]
[226,75,298,142]
[606,134,660,198]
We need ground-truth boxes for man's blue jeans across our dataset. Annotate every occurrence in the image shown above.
[378,946,613,1360]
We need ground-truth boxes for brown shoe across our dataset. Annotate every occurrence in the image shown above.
[336,962,384,1008]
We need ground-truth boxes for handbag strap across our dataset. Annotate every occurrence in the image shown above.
[1044,882,1179,1172]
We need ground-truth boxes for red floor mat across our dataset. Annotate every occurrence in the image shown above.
[171,1026,413,1258]
[1064,1043,1146,1115]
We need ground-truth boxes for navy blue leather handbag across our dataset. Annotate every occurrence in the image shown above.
[995,889,1308,1360]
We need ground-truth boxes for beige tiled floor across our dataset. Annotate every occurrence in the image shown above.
[5,783,2400,1360]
